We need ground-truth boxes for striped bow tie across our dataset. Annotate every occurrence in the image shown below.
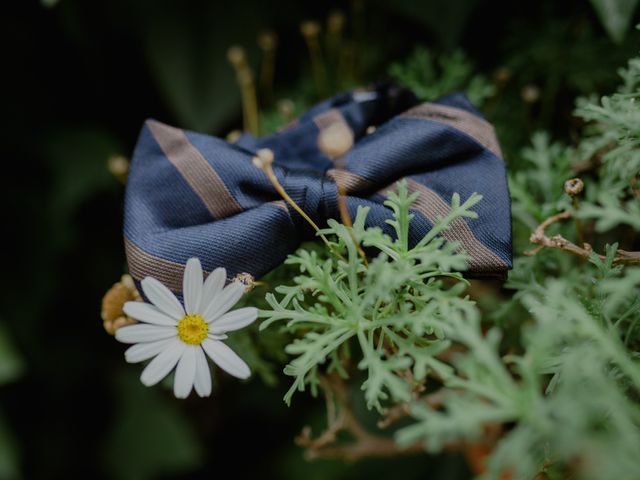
[124,85,512,292]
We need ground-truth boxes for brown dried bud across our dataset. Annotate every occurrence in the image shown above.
[300,20,320,38]
[521,84,541,104]
[107,155,129,183]
[277,99,295,119]
[252,148,275,169]
[257,31,277,51]
[232,272,256,292]
[564,178,584,197]
[494,67,511,88]
[226,130,242,143]
[327,10,345,33]
[101,274,141,335]
[318,123,354,159]
[227,46,246,67]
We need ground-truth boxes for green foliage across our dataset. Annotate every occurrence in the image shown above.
[260,181,481,412]
[509,132,573,225]
[397,246,640,479]
[574,57,640,231]
[389,47,495,107]
[394,57,640,480]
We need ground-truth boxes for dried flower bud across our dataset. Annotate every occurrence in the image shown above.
[252,148,275,169]
[494,67,511,87]
[521,84,541,104]
[227,46,246,67]
[300,20,320,38]
[107,155,129,183]
[327,10,345,33]
[232,272,256,292]
[564,178,584,197]
[318,123,354,159]
[277,99,295,119]
[257,31,277,51]
[226,130,242,143]
[102,274,141,335]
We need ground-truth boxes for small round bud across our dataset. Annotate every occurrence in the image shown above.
[366,125,376,135]
[494,66,511,87]
[227,46,245,67]
[521,84,541,104]
[258,31,277,51]
[277,99,295,118]
[327,10,345,33]
[252,148,275,169]
[107,155,129,181]
[226,130,242,143]
[564,178,584,197]
[318,123,354,159]
[300,20,320,38]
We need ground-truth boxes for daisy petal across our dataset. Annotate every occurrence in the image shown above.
[200,267,226,312]
[140,340,186,387]
[201,338,251,379]
[193,346,212,397]
[115,324,176,344]
[210,307,258,334]
[174,345,197,398]
[141,277,185,320]
[183,258,203,315]
[125,338,175,363]
[123,302,177,326]
[203,283,245,323]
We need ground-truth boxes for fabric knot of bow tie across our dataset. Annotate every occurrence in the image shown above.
[124,84,512,292]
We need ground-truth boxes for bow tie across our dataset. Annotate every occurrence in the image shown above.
[124,85,512,292]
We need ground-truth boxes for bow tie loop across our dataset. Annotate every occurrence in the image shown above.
[278,167,340,240]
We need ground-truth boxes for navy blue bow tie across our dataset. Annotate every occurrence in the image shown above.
[124,85,512,292]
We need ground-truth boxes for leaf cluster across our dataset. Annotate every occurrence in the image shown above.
[260,181,482,412]
[388,47,495,107]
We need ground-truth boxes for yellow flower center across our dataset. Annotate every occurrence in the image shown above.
[177,315,208,345]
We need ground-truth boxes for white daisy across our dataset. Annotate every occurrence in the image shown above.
[115,258,257,398]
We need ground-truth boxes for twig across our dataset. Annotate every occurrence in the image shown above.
[296,377,509,474]
[377,390,445,429]
[295,373,424,462]
[526,210,640,265]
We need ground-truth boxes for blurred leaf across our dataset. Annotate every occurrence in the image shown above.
[374,0,479,48]
[0,322,24,386]
[41,128,122,244]
[0,410,20,480]
[389,47,494,106]
[590,0,639,43]
[102,370,202,480]
[143,3,265,133]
